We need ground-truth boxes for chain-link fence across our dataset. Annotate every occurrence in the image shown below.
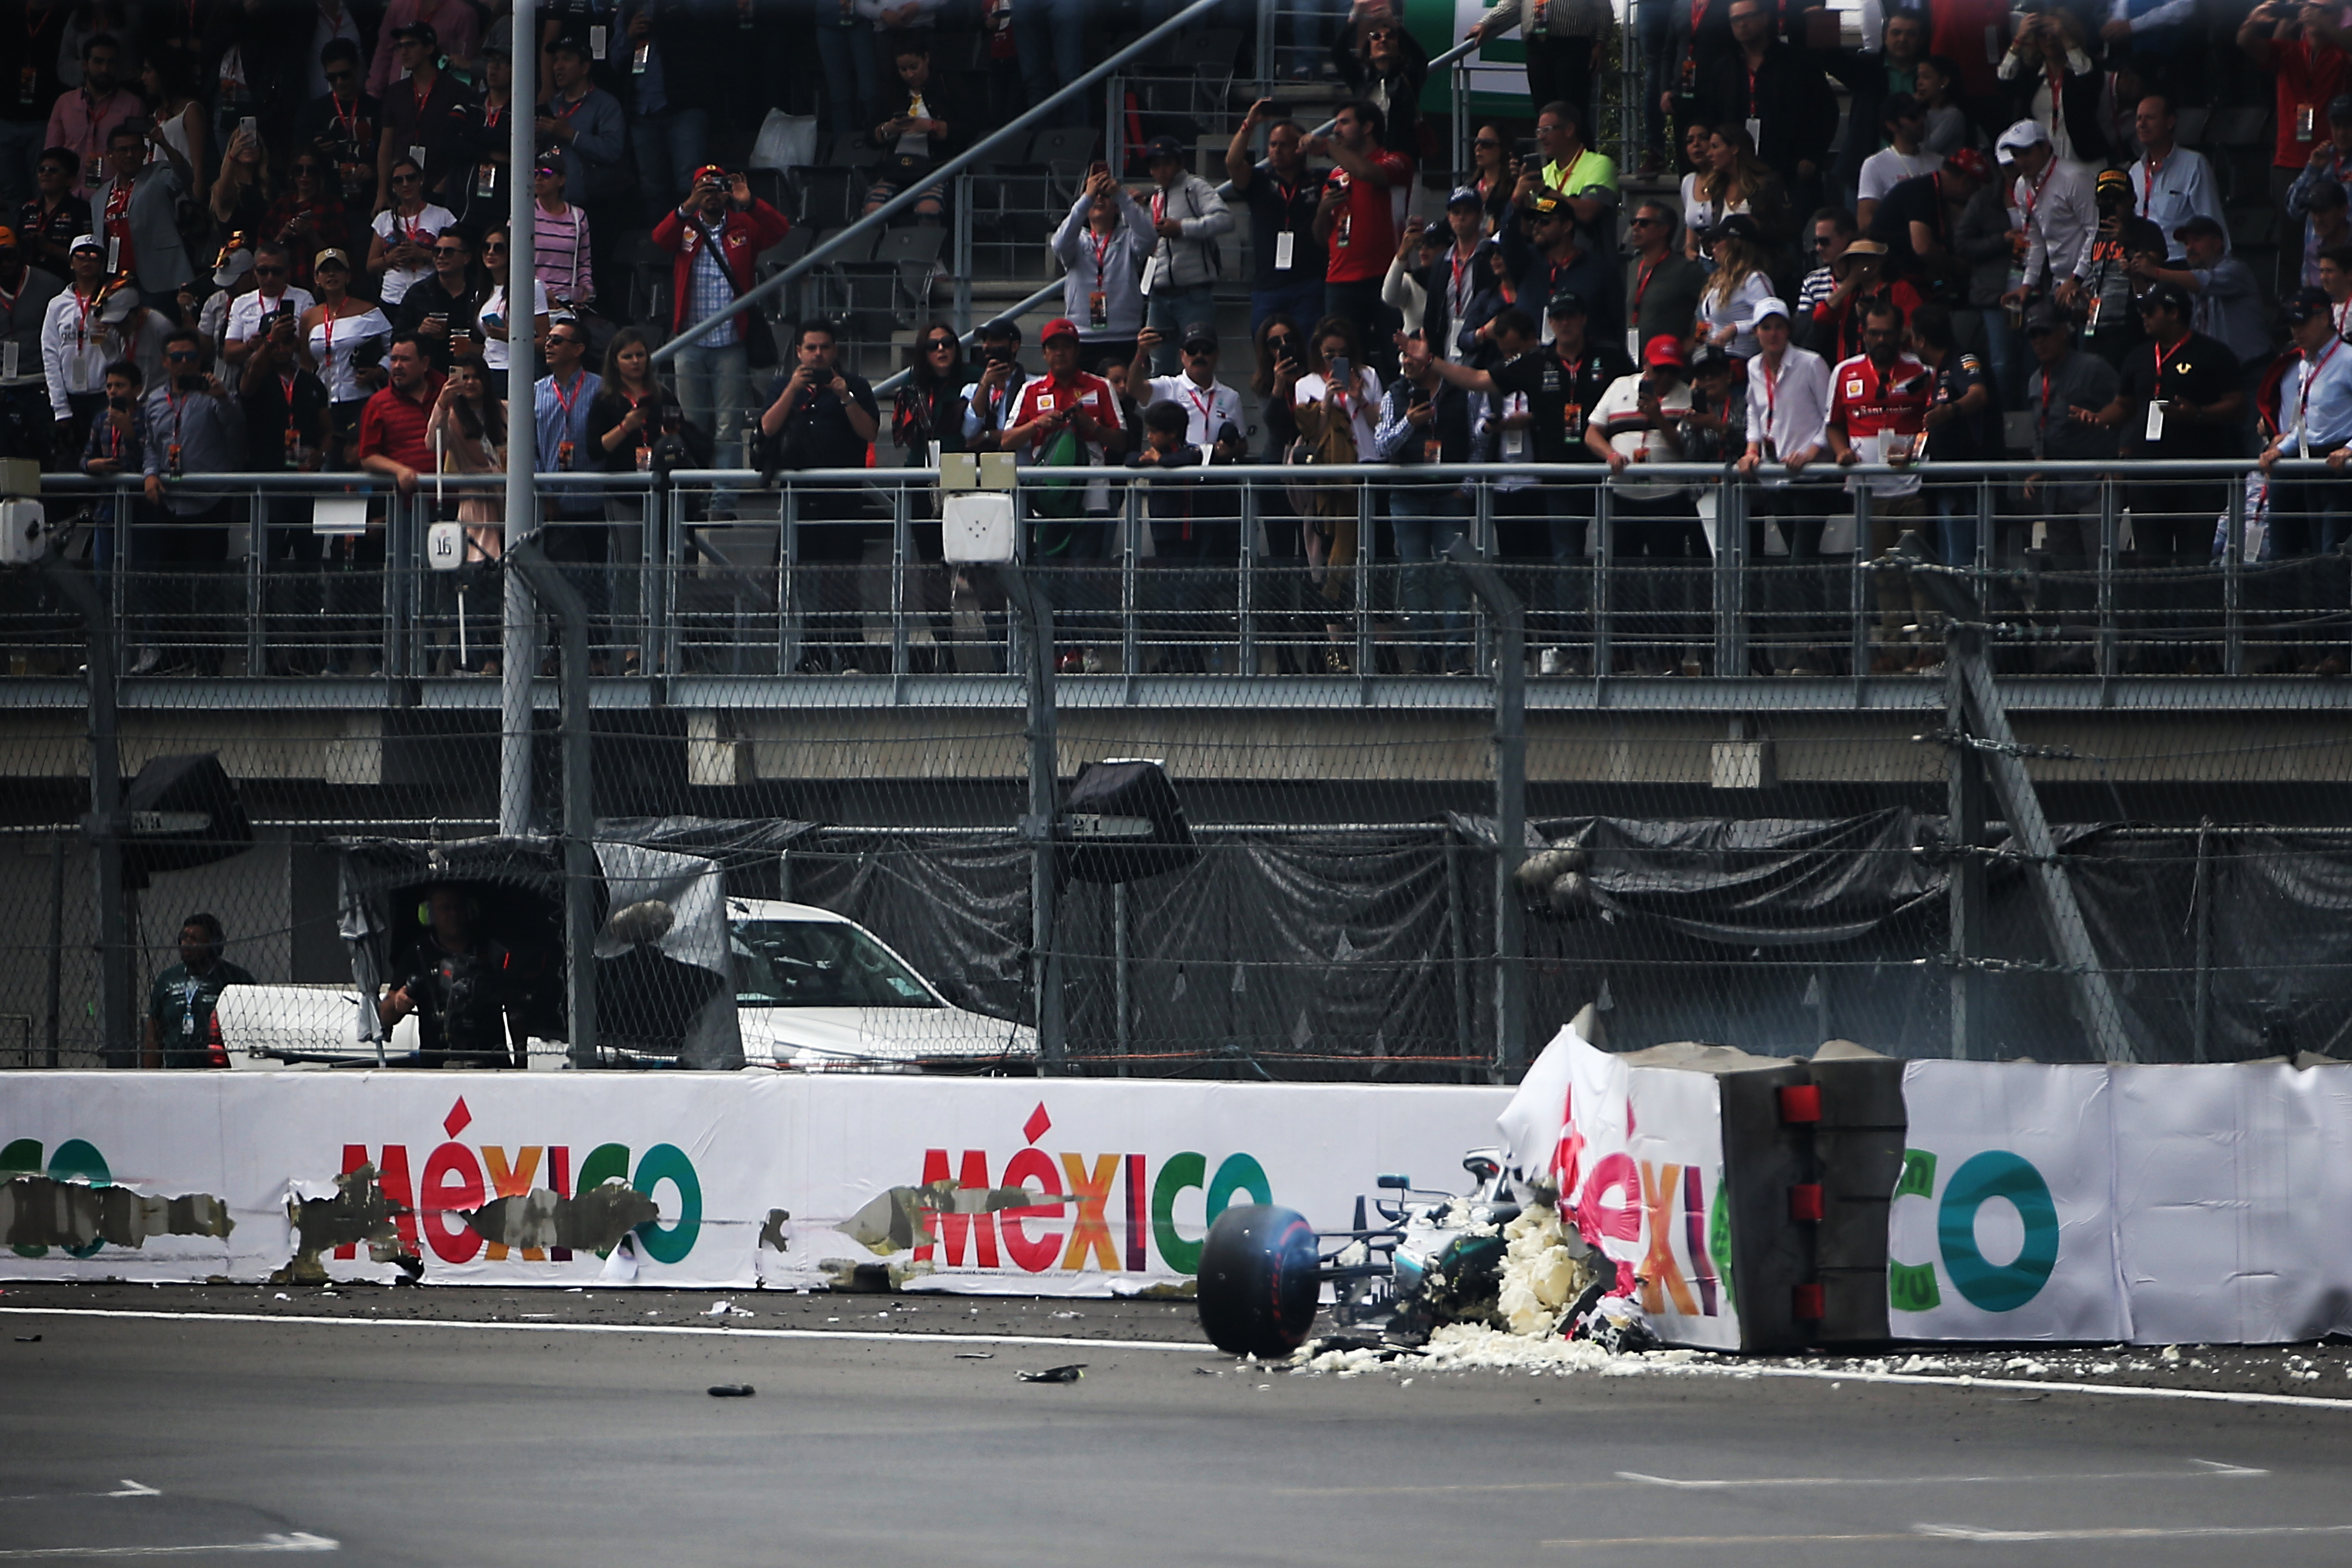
[6,458,2351,1078]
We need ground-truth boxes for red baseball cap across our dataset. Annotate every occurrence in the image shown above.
[1041,317,1081,343]
[1943,147,1992,182]
[1642,334,1687,369]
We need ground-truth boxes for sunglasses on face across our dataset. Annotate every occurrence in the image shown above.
[325,70,355,82]
[1474,137,1502,148]
[1628,216,1664,227]
[392,172,421,184]
[166,350,200,362]
[925,338,956,351]
[433,247,466,257]
[484,241,509,252]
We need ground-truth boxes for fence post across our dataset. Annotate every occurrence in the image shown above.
[1003,563,1065,1071]
[1945,629,1986,1061]
[1449,539,1526,1079]
[505,536,597,1070]
[40,546,129,1065]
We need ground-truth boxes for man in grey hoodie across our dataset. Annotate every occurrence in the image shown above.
[1137,133,1232,375]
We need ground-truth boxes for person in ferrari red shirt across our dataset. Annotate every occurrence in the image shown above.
[652,163,790,478]
[999,316,1127,671]
[1308,101,1413,368]
[1825,299,1934,673]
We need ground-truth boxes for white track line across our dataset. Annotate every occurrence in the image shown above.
[0,1534,336,1559]
[1548,1524,2352,1549]
[0,1305,1220,1355]
[9,1307,2352,1411]
[0,1484,160,1507]
[1616,1459,2266,1488]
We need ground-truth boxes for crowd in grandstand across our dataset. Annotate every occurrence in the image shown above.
[4,1,2347,680]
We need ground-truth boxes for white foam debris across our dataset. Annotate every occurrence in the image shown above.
[1493,1203,1603,1338]
[1335,1239,1368,1268]
[2001,1357,2050,1376]
[2161,1345,2183,1363]
[1896,1354,1949,1374]
[1295,1323,1701,1380]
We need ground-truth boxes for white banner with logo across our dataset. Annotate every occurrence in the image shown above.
[1892,1060,2352,1345]
[1501,1026,1737,1350]
[1888,1061,2126,1342]
[0,1073,1509,1294]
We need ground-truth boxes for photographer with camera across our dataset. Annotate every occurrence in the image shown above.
[652,162,791,476]
[1053,166,1153,373]
[757,319,881,672]
[223,244,315,376]
[960,317,1030,450]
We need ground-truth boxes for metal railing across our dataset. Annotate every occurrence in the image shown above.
[8,459,2340,695]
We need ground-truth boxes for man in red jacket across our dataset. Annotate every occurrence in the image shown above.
[652,164,790,472]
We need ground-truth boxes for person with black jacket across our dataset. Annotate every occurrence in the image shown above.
[861,32,961,223]
[757,318,881,672]
[392,227,490,350]
[1331,8,1425,159]
[1702,0,1837,207]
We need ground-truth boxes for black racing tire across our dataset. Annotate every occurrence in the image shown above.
[1196,1203,1320,1357]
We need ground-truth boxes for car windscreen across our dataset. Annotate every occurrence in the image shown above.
[731,919,941,1009]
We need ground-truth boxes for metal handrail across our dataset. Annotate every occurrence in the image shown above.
[652,0,1230,365]
[876,30,1486,397]
[37,457,2323,491]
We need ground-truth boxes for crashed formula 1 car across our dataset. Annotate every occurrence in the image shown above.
[1196,1149,1628,1359]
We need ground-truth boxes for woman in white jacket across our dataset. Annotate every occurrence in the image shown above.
[1051,168,1155,373]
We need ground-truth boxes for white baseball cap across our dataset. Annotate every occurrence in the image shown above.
[1745,296,1791,329]
[1995,119,2052,160]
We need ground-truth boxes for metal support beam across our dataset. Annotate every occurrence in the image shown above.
[505,536,597,1070]
[655,0,1226,365]
[1450,540,1526,1079]
[1954,641,2135,1062]
[40,545,128,1064]
[500,0,537,837]
[1002,563,1063,1071]
[1945,628,1988,1061]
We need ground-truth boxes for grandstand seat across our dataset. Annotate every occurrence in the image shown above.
[1027,127,1101,167]
[756,226,813,279]
[2227,206,2281,246]
[825,133,883,170]
[788,165,859,228]
[839,225,948,337]
[2207,107,2272,149]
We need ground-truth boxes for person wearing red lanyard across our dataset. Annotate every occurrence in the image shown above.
[1624,198,1704,363]
[1736,297,1835,675]
[39,232,116,451]
[1419,186,1499,364]
[373,21,471,212]
[138,330,240,676]
[297,39,378,200]
[1226,100,1329,337]
[1823,300,1932,673]
[1052,167,1152,369]
[533,36,627,215]
[2258,288,2352,672]
[1995,119,2095,309]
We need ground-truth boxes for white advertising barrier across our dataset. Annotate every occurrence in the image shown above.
[2108,1063,2352,1345]
[1887,1062,2127,1342]
[1891,1061,2352,1345]
[0,1072,1510,1294]
[1500,1026,1738,1351]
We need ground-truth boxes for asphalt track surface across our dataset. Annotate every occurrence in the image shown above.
[7,1286,2352,1566]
